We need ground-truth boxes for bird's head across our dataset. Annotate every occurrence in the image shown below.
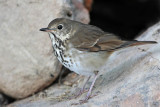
[40,18,74,41]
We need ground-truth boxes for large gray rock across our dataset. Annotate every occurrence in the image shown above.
[0,0,89,99]
[0,93,9,107]
[8,21,160,106]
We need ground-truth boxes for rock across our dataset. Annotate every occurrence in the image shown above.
[0,93,9,107]
[71,0,90,24]
[0,0,89,99]
[7,74,83,107]
[62,73,82,86]
[7,22,160,106]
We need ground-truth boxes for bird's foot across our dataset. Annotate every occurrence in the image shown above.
[71,91,101,105]
[75,88,89,98]
[71,95,90,105]
[68,88,89,100]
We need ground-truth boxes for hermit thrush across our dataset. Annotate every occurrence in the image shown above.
[40,18,157,104]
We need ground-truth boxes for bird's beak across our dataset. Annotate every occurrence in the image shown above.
[40,28,55,32]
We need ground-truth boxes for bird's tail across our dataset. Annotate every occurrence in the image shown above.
[127,40,157,46]
[115,40,157,50]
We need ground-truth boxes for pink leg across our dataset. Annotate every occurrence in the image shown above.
[80,76,91,92]
[70,76,91,99]
[75,76,91,97]
[79,72,98,104]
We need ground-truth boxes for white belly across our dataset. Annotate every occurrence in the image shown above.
[63,48,110,76]
[49,33,110,76]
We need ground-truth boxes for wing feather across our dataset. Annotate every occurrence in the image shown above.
[68,24,156,52]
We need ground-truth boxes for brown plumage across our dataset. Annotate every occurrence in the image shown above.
[68,20,157,52]
[40,18,157,104]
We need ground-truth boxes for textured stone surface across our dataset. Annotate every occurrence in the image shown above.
[0,0,89,99]
[8,21,160,106]
[0,93,9,107]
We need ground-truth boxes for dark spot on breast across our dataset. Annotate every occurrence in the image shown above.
[70,59,73,64]
[55,51,58,57]
[64,60,69,63]
[63,62,67,66]
[57,46,63,50]
[60,51,64,62]
[51,32,57,40]
[58,39,63,46]
[54,44,57,48]
[61,42,65,47]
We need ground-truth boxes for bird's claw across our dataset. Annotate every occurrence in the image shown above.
[71,91,101,105]
[68,88,89,100]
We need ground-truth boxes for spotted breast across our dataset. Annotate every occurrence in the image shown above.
[49,32,72,68]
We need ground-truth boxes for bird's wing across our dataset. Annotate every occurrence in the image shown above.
[69,24,126,52]
[69,24,156,52]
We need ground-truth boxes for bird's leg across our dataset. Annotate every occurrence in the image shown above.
[76,75,91,97]
[79,71,99,104]
[70,76,91,99]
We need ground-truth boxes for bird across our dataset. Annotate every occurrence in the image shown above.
[40,18,157,104]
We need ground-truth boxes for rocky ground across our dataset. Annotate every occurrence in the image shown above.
[7,21,160,107]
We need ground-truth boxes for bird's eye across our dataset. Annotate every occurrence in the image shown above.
[57,24,63,30]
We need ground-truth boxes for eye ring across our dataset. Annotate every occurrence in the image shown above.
[57,24,63,30]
